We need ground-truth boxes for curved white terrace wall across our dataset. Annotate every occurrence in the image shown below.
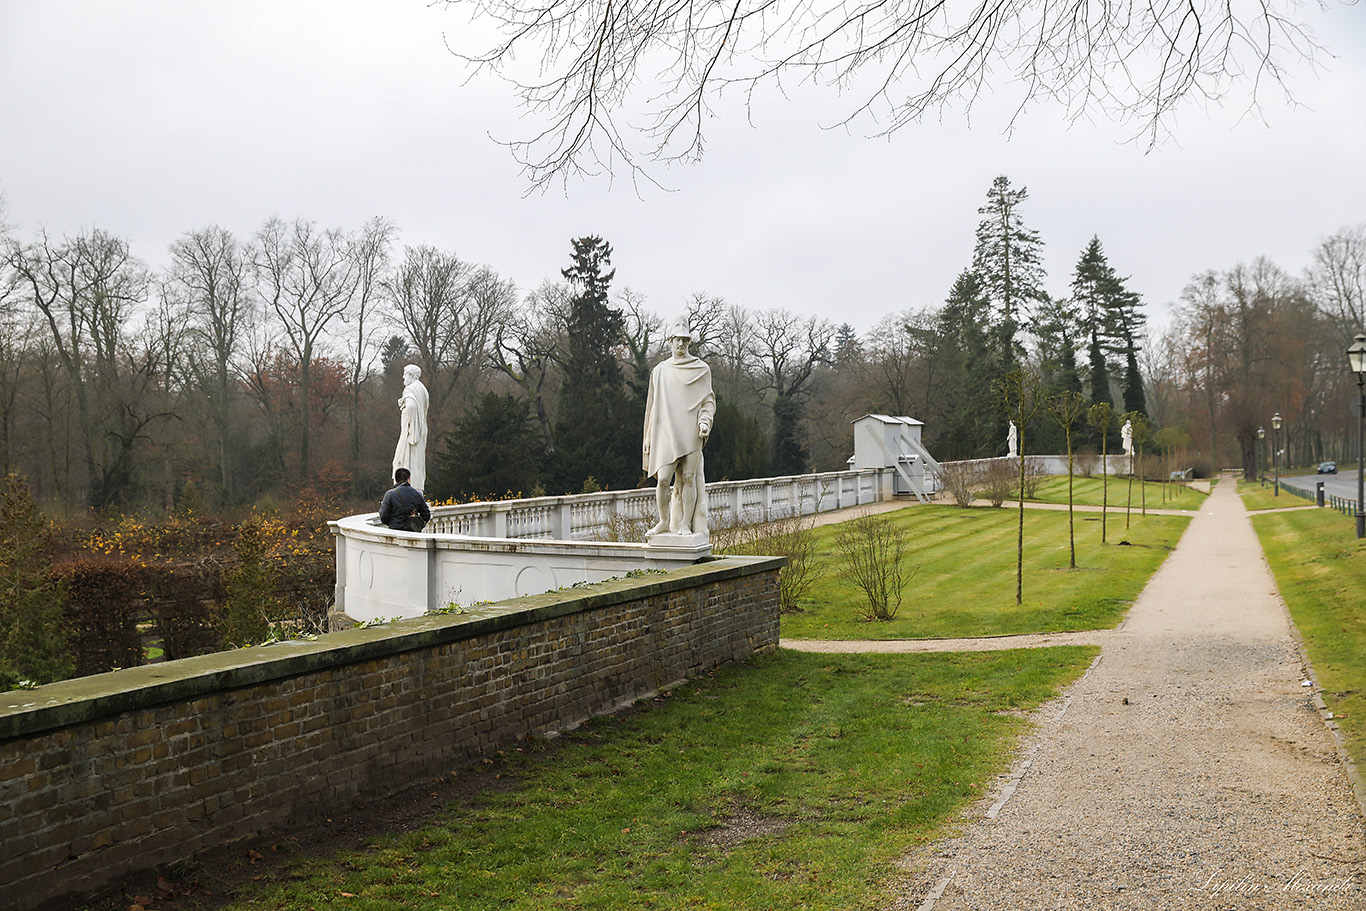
[330,518,711,622]
[330,469,895,623]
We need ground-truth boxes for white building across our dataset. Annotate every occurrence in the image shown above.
[849,414,941,501]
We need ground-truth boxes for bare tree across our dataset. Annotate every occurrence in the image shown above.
[710,303,759,405]
[618,287,663,402]
[5,228,168,508]
[1048,389,1087,568]
[682,292,728,359]
[385,246,514,428]
[861,309,933,417]
[752,308,836,400]
[0,203,27,476]
[165,225,254,500]
[752,308,836,473]
[998,368,1043,605]
[345,217,397,491]
[252,217,358,483]
[491,280,572,456]
[446,0,1323,186]
[1173,258,1322,477]
[1088,401,1118,543]
[1307,223,1366,342]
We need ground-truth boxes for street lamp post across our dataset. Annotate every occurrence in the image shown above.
[1347,334,1366,538]
[1257,426,1265,485]
[1272,412,1282,496]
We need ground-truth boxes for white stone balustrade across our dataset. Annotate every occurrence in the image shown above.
[330,468,896,623]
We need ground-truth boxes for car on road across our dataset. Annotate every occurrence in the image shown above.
[1318,461,1337,474]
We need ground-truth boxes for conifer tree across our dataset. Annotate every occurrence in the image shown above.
[1031,293,1084,454]
[706,399,769,482]
[1071,236,1118,407]
[0,472,72,687]
[1070,235,1147,419]
[429,393,544,500]
[972,175,1046,372]
[927,269,1000,458]
[551,236,638,492]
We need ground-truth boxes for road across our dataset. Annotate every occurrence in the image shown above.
[1279,470,1361,501]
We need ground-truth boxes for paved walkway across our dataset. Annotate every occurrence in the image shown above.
[818,480,1366,908]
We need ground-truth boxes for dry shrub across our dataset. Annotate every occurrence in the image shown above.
[1021,458,1046,499]
[833,509,915,621]
[1074,450,1100,478]
[936,461,982,507]
[55,559,146,676]
[713,507,824,613]
[596,512,652,543]
[980,458,1017,507]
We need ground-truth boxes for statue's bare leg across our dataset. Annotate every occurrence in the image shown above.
[647,464,675,536]
[675,451,703,535]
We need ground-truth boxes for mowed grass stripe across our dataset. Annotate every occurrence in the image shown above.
[783,504,1191,640]
[1027,475,1206,510]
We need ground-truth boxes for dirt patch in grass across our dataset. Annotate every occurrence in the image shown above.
[695,808,793,849]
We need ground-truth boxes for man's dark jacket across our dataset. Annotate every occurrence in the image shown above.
[378,481,431,530]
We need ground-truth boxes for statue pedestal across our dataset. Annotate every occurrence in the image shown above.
[645,531,711,555]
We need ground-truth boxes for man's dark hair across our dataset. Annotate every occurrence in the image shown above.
[394,467,411,483]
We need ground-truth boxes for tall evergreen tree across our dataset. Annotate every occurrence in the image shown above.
[1112,283,1148,416]
[972,175,1046,372]
[1069,235,1147,423]
[551,236,638,492]
[833,322,861,363]
[1032,293,1084,394]
[1122,346,1147,416]
[1071,235,1118,407]
[926,269,1000,458]
[1029,294,1082,453]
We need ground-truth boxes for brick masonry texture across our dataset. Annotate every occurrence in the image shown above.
[0,556,783,911]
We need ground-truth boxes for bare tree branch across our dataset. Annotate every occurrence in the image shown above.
[445,0,1325,186]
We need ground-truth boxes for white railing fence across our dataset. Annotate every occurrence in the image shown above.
[423,468,896,542]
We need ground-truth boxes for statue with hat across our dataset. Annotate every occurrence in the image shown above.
[643,316,716,539]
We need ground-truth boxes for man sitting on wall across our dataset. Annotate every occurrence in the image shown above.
[378,467,431,532]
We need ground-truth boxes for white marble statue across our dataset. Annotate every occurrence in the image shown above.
[1121,419,1133,455]
[643,318,716,539]
[393,364,430,491]
[1007,420,1018,458]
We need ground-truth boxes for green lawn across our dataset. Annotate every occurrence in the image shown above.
[1250,507,1366,769]
[199,648,1097,911]
[1026,475,1206,511]
[1237,478,1315,511]
[782,504,1190,640]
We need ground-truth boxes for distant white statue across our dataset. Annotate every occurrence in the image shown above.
[393,364,429,491]
[643,318,716,539]
[1007,421,1018,458]
[1121,419,1133,456]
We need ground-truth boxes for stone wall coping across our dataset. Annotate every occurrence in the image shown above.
[0,555,783,741]
[328,515,711,556]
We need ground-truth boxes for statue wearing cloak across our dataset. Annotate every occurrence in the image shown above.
[643,327,716,538]
[393,365,430,491]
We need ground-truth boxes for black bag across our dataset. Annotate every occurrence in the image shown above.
[405,513,427,532]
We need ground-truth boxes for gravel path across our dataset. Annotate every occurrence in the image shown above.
[863,479,1365,909]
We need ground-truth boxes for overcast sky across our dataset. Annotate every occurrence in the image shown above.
[2,1,1364,338]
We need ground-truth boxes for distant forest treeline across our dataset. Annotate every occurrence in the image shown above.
[2,179,1364,515]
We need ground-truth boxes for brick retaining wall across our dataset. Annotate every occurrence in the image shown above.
[0,556,783,910]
